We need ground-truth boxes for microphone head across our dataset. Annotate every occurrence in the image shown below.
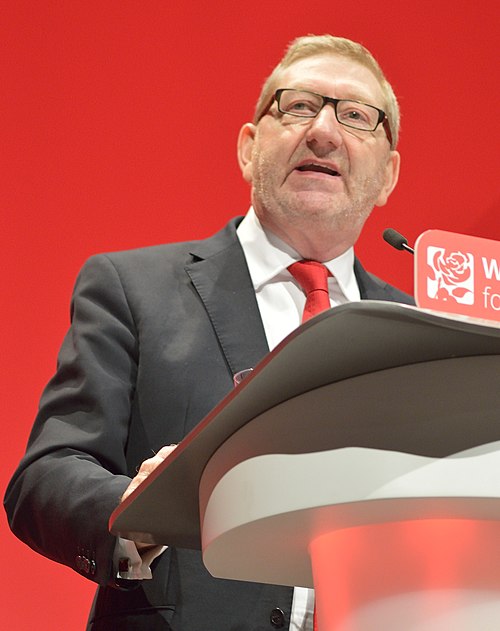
[383,228,409,251]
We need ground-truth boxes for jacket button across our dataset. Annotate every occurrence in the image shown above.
[270,607,285,628]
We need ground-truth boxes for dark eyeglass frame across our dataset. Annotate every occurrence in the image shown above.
[259,88,393,148]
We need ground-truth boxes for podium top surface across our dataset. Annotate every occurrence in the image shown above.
[110,301,500,549]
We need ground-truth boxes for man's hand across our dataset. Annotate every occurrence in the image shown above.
[122,444,177,503]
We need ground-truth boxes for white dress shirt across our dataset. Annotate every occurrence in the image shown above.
[237,207,361,631]
[237,207,361,348]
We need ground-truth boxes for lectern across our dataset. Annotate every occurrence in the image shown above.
[111,301,500,630]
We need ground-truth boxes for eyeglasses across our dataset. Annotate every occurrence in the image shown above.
[261,88,393,147]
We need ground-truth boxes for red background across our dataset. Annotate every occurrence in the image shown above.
[1,1,498,628]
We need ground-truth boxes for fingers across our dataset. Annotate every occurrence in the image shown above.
[154,444,178,460]
[121,444,178,502]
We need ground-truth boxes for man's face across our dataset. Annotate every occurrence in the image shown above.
[238,54,400,254]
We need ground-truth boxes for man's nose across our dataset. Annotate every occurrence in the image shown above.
[305,105,343,152]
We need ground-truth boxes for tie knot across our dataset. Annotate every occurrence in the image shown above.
[288,260,331,322]
[288,260,330,294]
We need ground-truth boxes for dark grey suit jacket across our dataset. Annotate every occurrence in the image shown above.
[4,217,414,630]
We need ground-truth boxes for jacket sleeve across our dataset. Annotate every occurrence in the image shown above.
[4,253,140,586]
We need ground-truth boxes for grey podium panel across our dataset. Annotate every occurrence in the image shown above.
[110,301,500,548]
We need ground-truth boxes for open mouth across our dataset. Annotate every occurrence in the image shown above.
[295,163,340,177]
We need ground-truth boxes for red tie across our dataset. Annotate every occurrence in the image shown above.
[288,260,331,322]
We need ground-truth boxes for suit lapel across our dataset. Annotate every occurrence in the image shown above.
[355,257,394,299]
[355,258,415,304]
[185,218,269,378]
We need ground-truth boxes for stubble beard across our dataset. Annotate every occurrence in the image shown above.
[253,156,389,239]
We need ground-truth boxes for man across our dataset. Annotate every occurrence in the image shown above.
[5,34,413,630]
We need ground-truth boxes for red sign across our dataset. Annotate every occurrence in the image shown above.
[415,230,500,323]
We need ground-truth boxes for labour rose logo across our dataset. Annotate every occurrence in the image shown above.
[426,247,474,305]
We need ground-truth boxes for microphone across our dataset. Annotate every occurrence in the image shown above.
[383,228,415,254]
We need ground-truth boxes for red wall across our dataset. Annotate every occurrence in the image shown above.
[2,1,498,628]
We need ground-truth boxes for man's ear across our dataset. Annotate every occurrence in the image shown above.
[375,150,401,207]
[237,123,256,183]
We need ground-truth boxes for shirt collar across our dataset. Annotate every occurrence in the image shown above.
[237,207,360,301]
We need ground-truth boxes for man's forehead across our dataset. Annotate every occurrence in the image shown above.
[277,53,384,104]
